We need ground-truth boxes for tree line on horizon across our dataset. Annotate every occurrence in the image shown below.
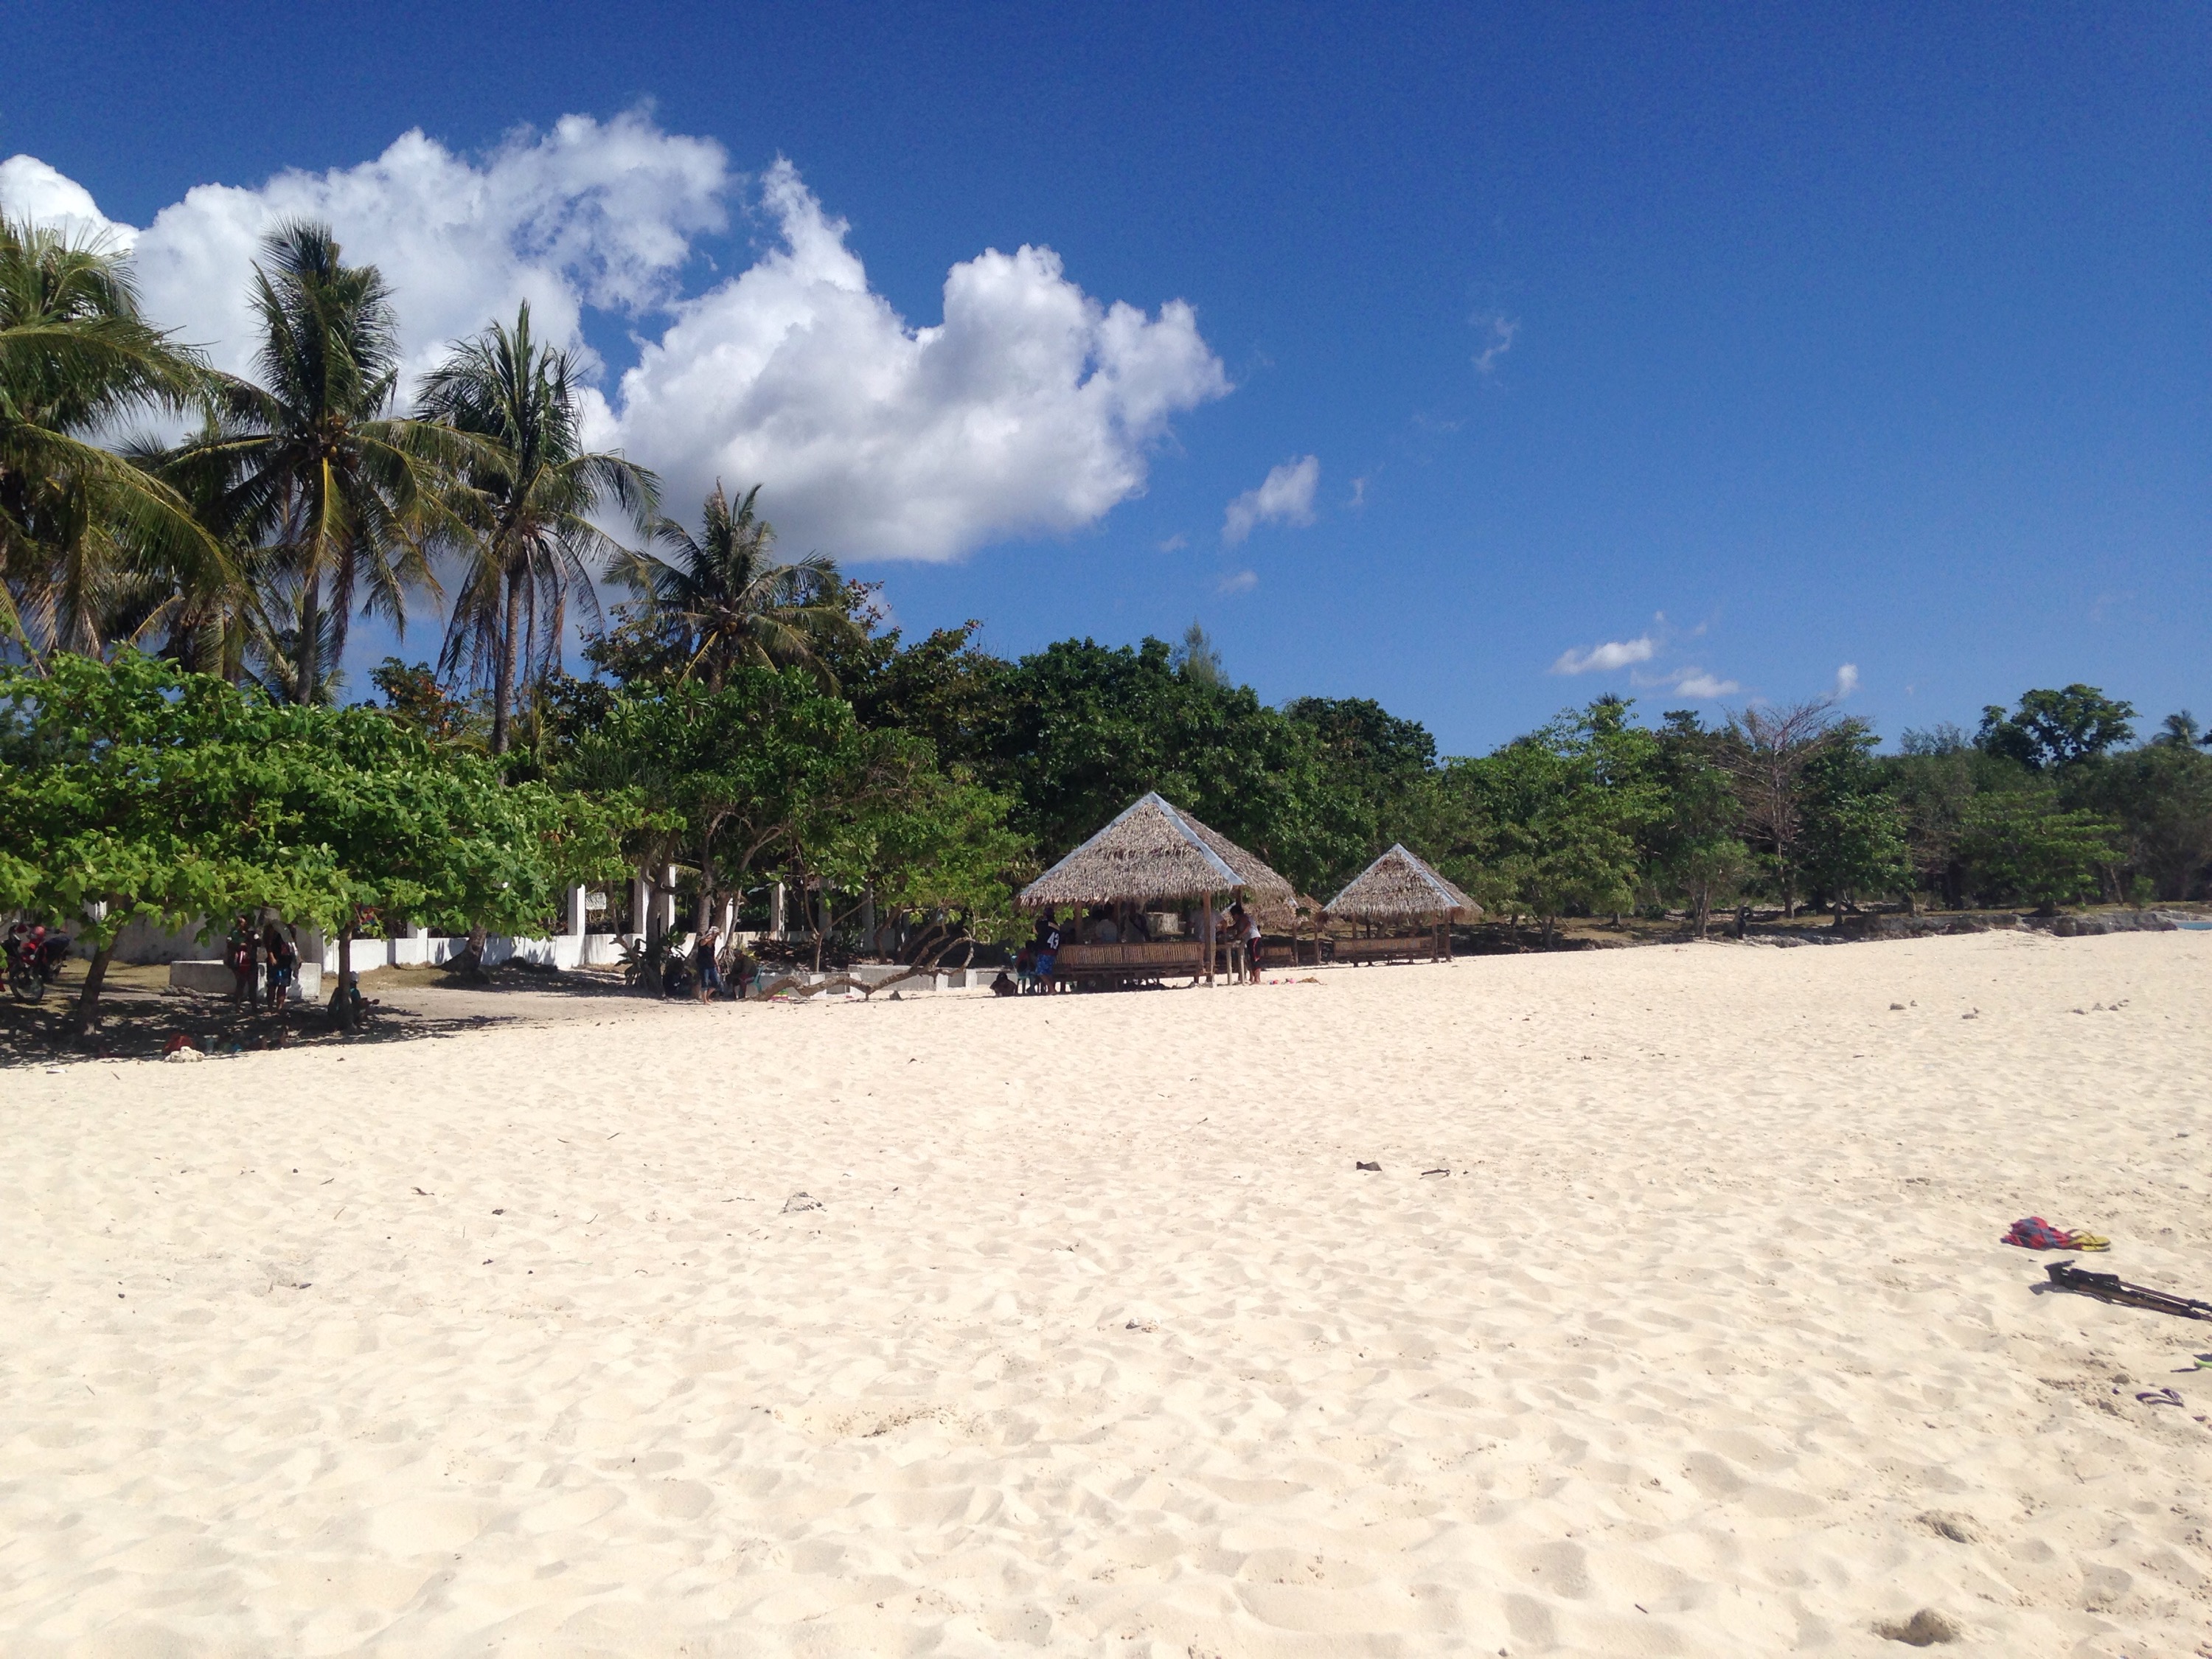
[5,214,2211,1035]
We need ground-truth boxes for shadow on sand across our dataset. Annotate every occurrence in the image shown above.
[0,960,653,1068]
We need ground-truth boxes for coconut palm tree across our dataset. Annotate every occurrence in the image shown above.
[0,215,221,660]
[611,482,858,689]
[162,221,461,702]
[416,302,656,754]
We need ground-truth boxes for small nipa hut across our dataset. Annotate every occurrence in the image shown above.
[1018,792,1293,987]
[1323,843,1479,964]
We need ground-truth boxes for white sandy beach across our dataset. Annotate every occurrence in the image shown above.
[4,930,2210,1658]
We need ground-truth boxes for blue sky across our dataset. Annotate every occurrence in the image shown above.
[7,2,2207,753]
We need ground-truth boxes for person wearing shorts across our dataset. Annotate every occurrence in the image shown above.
[260,921,290,1010]
[1033,914,1061,992]
[694,925,723,1003]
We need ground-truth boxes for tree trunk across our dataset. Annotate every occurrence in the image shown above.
[335,928,357,1029]
[1540,914,1556,950]
[294,574,320,705]
[695,836,715,935]
[458,921,488,980]
[69,939,114,1036]
[491,563,524,756]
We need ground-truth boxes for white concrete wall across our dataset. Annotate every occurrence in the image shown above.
[78,914,223,964]
[315,931,633,975]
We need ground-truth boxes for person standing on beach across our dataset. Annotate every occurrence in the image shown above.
[226,917,257,1006]
[1233,902,1262,982]
[261,921,297,1014]
[1034,911,1062,993]
[694,925,723,1004]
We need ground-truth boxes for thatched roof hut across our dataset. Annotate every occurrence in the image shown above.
[1325,844,1480,923]
[1019,793,1294,911]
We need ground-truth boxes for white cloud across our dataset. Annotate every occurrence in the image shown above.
[4,116,730,397]
[1669,669,1739,700]
[1630,661,1741,698]
[1834,663,1860,698]
[2,123,1228,563]
[1472,313,1517,375]
[1551,635,1655,675]
[0,155,119,242]
[1346,474,1369,509]
[1155,532,1188,553]
[618,162,1228,560]
[1217,568,1258,595]
[1222,454,1319,544]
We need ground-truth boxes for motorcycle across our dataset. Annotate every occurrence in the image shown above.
[4,930,71,1002]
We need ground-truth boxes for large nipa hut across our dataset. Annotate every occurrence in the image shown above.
[1018,792,1293,987]
[1323,843,1479,964]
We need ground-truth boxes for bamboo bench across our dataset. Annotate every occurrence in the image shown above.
[1329,930,1450,964]
[1050,939,1210,987]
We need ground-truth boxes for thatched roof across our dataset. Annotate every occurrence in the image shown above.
[1019,793,1295,910]
[1325,844,1481,922]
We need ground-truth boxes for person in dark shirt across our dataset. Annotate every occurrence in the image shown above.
[226,917,257,1006]
[260,921,290,1011]
[694,925,723,1003]
[1034,913,1061,992]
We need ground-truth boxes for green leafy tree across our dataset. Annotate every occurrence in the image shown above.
[2152,710,2203,748]
[1424,706,1652,947]
[162,223,463,702]
[0,652,328,1032]
[1648,711,1749,934]
[817,604,1012,771]
[1,650,626,1034]
[1716,699,1867,917]
[984,636,1368,894]
[561,667,868,944]
[611,481,858,689]
[1282,694,1440,877]
[416,302,656,753]
[789,734,1029,965]
[2062,743,2212,901]
[1977,685,2137,772]
[859,765,1031,959]
[0,216,222,658]
[1882,742,2030,910]
[1798,731,1910,919]
[268,706,627,1019]
[1957,793,2124,912]
[1170,620,1225,687]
